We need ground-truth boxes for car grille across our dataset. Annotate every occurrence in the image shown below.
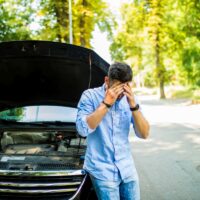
[0,170,86,200]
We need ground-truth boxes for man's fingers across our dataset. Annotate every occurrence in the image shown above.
[110,86,123,94]
[115,85,124,93]
[123,85,132,94]
[123,91,132,99]
[127,83,134,92]
[113,84,124,92]
[116,88,124,96]
[124,84,133,94]
[110,82,121,89]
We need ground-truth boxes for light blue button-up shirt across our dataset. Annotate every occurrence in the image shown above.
[76,83,143,182]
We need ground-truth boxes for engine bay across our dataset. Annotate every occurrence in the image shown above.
[0,130,86,171]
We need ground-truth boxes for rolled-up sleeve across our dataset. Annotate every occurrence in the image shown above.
[76,90,96,137]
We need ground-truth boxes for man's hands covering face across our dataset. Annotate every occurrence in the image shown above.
[104,82,136,108]
[104,82,124,106]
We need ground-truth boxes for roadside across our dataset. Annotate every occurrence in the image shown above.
[129,95,200,200]
[134,86,200,104]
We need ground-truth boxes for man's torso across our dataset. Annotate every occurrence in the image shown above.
[77,84,139,181]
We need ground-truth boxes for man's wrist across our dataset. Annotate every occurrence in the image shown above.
[129,99,137,108]
[102,100,112,109]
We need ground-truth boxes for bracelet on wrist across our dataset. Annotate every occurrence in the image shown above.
[130,104,139,111]
[102,100,112,109]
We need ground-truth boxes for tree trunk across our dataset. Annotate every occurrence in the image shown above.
[159,76,166,99]
[54,0,69,43]
[54,1,62,42]
[79,0,86,47]
[155,30,166,99]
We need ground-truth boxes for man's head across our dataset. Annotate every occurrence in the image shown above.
[106,62,133,86]
[104,62,133,99]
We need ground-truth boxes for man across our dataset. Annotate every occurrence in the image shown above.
[76,62,150,200]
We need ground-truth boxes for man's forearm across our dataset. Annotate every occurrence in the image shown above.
[132,111,150,139]
[86,103,108,129]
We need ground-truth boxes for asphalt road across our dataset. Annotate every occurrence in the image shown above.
[129,95,200,200]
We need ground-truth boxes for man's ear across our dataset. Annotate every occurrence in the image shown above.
[104,76,109,88]
[128,81,133,87]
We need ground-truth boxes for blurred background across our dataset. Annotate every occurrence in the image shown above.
[0,0,200,199]
[0,0,200,100]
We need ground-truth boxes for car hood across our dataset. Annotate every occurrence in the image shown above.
[0,41,109,111]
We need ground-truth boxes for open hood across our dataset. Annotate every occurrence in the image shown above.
[0,41,109,111]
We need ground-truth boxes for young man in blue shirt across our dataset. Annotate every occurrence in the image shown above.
[76,62,150,200]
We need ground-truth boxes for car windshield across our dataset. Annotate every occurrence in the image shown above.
[0,106,77,122]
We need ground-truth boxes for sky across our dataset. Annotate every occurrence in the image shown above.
[91,27,112,63]
[91,0,131,63]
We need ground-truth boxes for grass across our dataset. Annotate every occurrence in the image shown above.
[170,88,193,99]
[169,87,200,101]
[133,86,200,102]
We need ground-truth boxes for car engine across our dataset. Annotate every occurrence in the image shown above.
[0,130,87,199]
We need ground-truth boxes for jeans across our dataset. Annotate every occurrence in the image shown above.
[90,174,140,200]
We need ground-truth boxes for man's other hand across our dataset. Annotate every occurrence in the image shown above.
[123,83,136,108]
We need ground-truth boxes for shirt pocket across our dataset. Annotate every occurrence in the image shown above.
[118,110,131,128]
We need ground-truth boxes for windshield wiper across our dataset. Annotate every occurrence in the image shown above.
[0,119,18,123]
[0,119,74,126]
[0,119,48,126]
[29,121,74,125]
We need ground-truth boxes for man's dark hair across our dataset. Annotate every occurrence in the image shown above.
[108,62,133,83]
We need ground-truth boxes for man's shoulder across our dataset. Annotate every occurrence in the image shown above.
[82,85,103,97]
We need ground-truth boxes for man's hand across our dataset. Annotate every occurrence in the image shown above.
[85,82,124,131]
[123,83,136,107]
[104,82,124,106]
[123,83,150,139]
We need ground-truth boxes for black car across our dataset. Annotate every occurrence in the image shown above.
[0,41,109,200]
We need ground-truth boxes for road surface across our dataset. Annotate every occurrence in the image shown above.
[129,95,200,200]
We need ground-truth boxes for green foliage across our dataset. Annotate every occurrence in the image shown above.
[31,0,114,48]
[171,88,193,99]
[0,0,199,94]
[0,108,25,121]
[71,0,112,47]
[180,0,200,86]
[0,0,34,41]
[182,37,200,85]
[170,87,200,100]
[110,2,147,71]
[110,0,200,98]
[144,72,157,88]
[0,0,114,48]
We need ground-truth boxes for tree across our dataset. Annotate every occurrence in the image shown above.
[147,0,167,98]
[181,0,200,86]
[110,0,198,98]
[0,0,114,49]
[110,0,169,98]
[110,2,149,81]
[0,0,33,41]
[34,0,114,48]
[0,108,25,121]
